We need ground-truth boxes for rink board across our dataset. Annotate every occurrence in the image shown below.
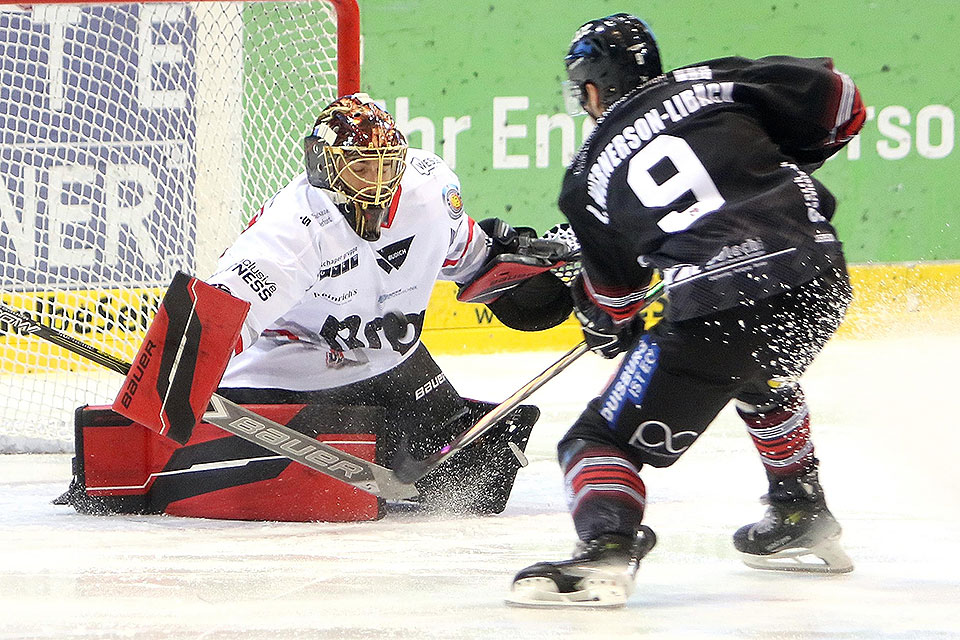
[1,262,958,373]
[420,262,960,354]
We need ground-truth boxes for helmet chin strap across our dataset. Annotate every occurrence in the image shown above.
[337,200,387,241]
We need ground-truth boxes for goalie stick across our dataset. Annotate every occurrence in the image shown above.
[0,301,419,501]
[392,280,666,484]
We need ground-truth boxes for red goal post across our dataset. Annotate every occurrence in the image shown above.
[0,0,360,451]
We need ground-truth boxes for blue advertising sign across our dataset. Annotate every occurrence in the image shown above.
[0,4,196,290]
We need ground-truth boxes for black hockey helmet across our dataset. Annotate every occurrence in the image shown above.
[304,94,408,241]
[563,13,662,114]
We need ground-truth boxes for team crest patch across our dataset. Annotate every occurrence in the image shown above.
[443,184,463,218]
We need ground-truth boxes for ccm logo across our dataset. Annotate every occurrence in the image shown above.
[119,340,157,409]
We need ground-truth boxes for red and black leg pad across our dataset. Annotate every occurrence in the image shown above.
[112,271,250,444]
[58,404,383,522]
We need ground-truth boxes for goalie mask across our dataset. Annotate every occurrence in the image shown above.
[563,13,662,115]
[305,94,408,241]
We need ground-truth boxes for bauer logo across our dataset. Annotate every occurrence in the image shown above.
[119,340,157,409]
[415,373,447,400]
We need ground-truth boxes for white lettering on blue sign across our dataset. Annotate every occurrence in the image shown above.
[599,335,660,425]
[0,5,193,285]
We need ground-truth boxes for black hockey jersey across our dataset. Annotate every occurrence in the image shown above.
[559,56,865,321]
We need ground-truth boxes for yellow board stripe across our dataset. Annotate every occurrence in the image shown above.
[0,288,162,374]
[419,262,960,354]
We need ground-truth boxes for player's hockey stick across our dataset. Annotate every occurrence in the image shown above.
[0,301,419,500]
[392,280,666,484]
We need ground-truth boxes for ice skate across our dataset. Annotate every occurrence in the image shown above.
[506,526,656,608]
[733,475,853,574]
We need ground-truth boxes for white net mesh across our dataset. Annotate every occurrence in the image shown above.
[542,223,582,285]
[0,0,349,452]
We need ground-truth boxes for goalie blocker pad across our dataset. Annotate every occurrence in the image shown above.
[57,400,539,521]
[457,229,576,306]
[113,271,250,444]
[457,251,565,305]
[457,232,576,332]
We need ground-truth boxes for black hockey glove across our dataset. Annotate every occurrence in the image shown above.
[478,217,536,257]
[571,274,643,359]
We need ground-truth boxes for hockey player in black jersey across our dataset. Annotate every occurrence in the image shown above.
[508,13,865,607]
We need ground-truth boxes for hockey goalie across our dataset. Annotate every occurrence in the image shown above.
[59,94,578,522]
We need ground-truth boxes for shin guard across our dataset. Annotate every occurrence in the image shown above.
[737,391,816,478]
[113,272,249,444]
[561,441,646,541]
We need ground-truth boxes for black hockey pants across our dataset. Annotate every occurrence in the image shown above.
[560,266,852,471]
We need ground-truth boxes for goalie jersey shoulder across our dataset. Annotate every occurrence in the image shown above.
[399,148,466,224]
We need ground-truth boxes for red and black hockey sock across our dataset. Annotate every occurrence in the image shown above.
[737,390,817,478]
[561,442,646,541]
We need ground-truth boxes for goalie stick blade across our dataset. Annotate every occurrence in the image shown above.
[391,343,591,484]
[389,406,471,484]
[391,283,667,485]
[392,456,430,486]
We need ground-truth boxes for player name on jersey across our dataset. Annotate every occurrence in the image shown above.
[586,80,734,212]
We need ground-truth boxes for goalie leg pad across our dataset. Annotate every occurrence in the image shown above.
[64,403,383,522]
[411,400,540,514]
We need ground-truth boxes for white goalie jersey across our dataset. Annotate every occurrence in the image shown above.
[207,148,490,391]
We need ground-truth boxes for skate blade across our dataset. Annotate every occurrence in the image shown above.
[505,576,630,609]
[740,536,854,574]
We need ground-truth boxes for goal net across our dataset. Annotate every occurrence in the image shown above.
[0,0,360,452]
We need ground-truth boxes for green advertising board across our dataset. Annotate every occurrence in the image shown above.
[358,0,960,263]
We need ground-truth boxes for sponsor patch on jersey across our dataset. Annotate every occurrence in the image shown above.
[378,286,417,305]
[599,335,659,425]
[705,238,765,269]
[229,259,277,301]
[376,236,414,273]
[411,156,442,175]
[443,184,463,218]
[315,289,359,305]
[317,250,360,281]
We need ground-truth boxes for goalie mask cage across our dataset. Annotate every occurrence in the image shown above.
[0,0,360,452]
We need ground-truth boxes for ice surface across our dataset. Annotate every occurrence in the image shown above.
[1,335,959,639]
